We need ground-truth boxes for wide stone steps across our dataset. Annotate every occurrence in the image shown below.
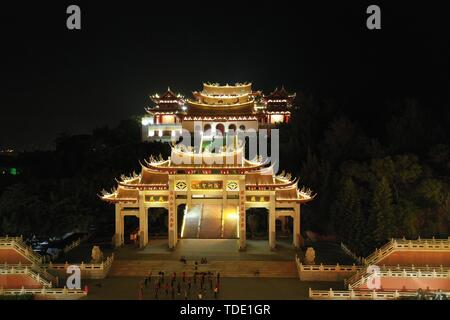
[198,204,222,239]
[109,260,298,278]
[182,205,202,238]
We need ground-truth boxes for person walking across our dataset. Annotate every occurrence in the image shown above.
[187,279,191,296]
[214,286,218,299]
[177,281,181,296]
[198,291,203,300]
[165,283,170,296]
[138,282,144,300]
[182,271,186,283]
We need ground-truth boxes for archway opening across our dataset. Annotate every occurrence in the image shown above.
[203,124,212,135]
[246,208,268,240]
[216,123,225,135]
[123,215,139,245]
[148,207,168,239]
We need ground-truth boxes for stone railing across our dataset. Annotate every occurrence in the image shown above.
[308,288,422,300]
[340,242,364,264]
[0,236,43,265]
[0,286,86,300]
[362,238,450,265]
[295,254,360,281]
[348,265,450,290]
[0,264,53,288]
[363,237,450,266]
[62,234,89,254]
[48,254,114,279]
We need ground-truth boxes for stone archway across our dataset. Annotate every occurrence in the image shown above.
[216,123,225,135]
[203,123,212,135]
[123,215,139,245]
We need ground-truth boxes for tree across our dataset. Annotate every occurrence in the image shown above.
[331,177,363,249]
[370,177,395,244]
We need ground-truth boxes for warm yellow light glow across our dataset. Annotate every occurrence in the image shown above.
[270,114,284,124]
[142,117,153,126]
[161,115,176,124]
[226,213,239,220]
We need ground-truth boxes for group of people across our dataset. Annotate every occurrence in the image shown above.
[138,270,221,300]
[415,288,447,300]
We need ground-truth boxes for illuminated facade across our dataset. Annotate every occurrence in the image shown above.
[141,83,295,142]
[101,143,315,250]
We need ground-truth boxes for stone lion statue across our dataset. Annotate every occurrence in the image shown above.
[304,247,316,265]
[91,246,103,263]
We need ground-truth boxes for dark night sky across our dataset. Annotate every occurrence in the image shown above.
[1,1,449,150]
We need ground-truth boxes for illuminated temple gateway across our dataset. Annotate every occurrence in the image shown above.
[102,83,315,251]
[141,82,295,141]
[101,144,315,250]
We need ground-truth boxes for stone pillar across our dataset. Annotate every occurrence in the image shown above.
[238,178,246,251]
[168,188,177,249]
[222,178,227,210]
[115,204,124,247]
[293,204,301,248]
[269,193,276,250]
[186,175,192,209]
[139,194,148,248]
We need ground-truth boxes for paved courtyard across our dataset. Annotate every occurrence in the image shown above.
[62,238,355,264]
[83,276,344,300]
[62,237,351,300]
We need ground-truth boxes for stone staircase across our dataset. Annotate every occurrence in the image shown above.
[198,204,222,239]
[109,260,298,278]
[222,205,238,239]
[182,204,202,238]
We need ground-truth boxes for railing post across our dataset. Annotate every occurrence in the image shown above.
[329,288,334,298]
[350,289,355,299]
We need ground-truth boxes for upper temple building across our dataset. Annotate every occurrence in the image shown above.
[141,82,295,142]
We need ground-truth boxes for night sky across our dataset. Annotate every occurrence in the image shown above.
[1,1,449,150]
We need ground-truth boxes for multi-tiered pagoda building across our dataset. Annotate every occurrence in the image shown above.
[141,82,295,141]
[102,83,313,251]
